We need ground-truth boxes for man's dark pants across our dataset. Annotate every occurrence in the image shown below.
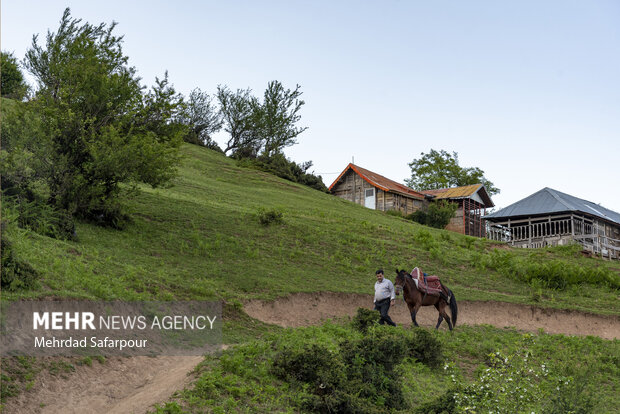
[374,298,396,326]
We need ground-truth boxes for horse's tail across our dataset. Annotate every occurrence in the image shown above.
[448,288,458,327]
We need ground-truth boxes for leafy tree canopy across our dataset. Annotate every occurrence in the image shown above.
[19,8,183,227]
[217,85,259,157]
[1,51,29,99]
[217,80,307,158]
[257,80,307,157]
[176,87,223,150]
[406,149,499,196]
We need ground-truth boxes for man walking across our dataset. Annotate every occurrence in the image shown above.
[373,269,396,326]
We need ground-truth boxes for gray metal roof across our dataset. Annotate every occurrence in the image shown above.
[483,187,620,225]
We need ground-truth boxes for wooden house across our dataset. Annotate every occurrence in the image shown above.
[328,164,495,238]
[484,187,620,259]
[422,184,495,237]
[328,163,428,214]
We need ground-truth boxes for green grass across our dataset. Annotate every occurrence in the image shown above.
[151,321,620,413]
[4,144,619,315]
[3,143,620,410]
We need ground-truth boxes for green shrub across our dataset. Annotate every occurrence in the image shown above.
[272,343,343,389]
[1,235,39,291]
[272,327,410,413]
[339,328,409,411]
[407,201,457,229]
[470,249,620,291]
[413,228,439,251]
[239,153,327,192]
[340,328,409,374]
[408,328,444,368]
[351,307,380,332]
[543,372,597,414]
[257,208,283,226]
[4,197,76,239]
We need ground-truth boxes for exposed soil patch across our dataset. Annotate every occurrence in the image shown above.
[4,295,618,414]
[244,292,620,340]
[3,355,203,414]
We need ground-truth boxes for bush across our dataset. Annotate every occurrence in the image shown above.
[543,372,597,414]
[257,208,284,226]
[1,235,39,291]
[4,197,76,239]
[272,343,344,389]
[340,328,409,374]
[272,327,410,413]
[338,328,409,412]
[407,201,457,229]
[238,153,327,192]
[351,307,380,332]
[413,229,439,251]
[470,248,620,291]
[408,328,444,368]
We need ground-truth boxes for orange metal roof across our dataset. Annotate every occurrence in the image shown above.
[328,164,426,200]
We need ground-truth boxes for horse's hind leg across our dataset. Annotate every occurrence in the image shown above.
[435,314,443,329]
[437,302,453,331]
[434,302,444,329]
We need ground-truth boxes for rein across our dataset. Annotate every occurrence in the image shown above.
[398,274,427,300]
[395,274,416,294]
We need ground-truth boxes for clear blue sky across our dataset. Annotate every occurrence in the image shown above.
[3,1,619,212]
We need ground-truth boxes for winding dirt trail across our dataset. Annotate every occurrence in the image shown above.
[244,292,620,340]
[2,355,204,414]
[4,295,618,414]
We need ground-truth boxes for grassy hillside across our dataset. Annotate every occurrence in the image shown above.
[153,323,620,413]
[3,143,619,412]
[4,144,619,314]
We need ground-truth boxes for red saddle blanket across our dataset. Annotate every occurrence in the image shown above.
[411,267,443,296]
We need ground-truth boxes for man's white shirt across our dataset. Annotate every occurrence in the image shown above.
[374,278,395,303]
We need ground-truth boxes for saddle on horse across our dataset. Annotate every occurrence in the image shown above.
[411,267,450,303]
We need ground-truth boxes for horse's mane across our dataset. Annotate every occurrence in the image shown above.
[397,269,414,282]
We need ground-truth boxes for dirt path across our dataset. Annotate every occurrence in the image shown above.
[244,292,620,340]
[4,295,618,414]
[3,355,203,414]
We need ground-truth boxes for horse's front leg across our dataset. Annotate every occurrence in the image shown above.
[410,303,421,327]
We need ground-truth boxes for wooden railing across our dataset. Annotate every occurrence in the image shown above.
[485,216,620,260]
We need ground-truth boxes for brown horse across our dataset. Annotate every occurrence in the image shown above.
[394,269,458,330]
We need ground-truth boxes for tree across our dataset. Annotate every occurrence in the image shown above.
[22,8,182,227]
[177,88,223,150]
[406,149,499,195]
[217,81,308,158]
[137,71,187,145]
[216,85,260,157]
[1,51,29,99]
[256,80,307,157]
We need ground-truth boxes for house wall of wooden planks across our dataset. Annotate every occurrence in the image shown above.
[330,169,425,214]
